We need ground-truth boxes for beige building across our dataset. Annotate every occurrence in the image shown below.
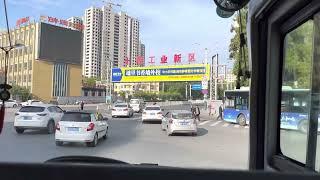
[114,82,160,95]
[0,22,82,102]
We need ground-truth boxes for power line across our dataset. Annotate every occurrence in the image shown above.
[3,0,12,47]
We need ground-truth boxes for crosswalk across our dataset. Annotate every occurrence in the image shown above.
[198,120,249,129]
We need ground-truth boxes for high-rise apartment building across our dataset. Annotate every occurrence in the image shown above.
[82,7,102,78]
[138,42,145,66]
[82,6,141,80]
[67,16,83,31]
[128,17,140,66]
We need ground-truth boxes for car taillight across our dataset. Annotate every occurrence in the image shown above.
[142,112,146,115]
[123,108,128,111]
[87,123,95,131]
[15,113,19,116]
[56,123,60,131]
[169,119,173,124]
[37,113,47,116]
[157,112,162,115]
[112,109,116,111]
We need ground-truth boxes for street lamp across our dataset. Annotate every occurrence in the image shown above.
[0,42,25,101]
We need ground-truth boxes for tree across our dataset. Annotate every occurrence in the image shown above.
[83,77,97,87]
[282,21,313,89]
[229,7,249,87]
[10,85,31,101]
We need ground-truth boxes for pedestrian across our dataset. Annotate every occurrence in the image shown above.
[219,105,223,120]
[80,101,84,110]
[195,105,201,122]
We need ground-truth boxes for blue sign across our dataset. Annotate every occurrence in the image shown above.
[191,84,202,90]
[112,68,122,82]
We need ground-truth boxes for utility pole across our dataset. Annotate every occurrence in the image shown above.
[210,54,218,100]
[189,83,192,100]
[214,54,218,100]
[185,82,188,100]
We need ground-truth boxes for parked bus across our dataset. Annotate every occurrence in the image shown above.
[223,86,318,133]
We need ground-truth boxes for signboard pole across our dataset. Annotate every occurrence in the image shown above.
[189,84,192,100]
[215,54,219,100]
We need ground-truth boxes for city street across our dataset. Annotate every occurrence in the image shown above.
[0,105,249,169]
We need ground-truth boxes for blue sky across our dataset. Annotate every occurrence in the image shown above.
[1,0,234,67]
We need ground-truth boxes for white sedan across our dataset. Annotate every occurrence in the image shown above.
[111,103,134,118]
[55,111,108,147]
[161,110,198,136]
[0,99,18,108]
[142,105,163,123]
[14,104,64,134]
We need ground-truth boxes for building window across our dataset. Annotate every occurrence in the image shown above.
[14,64,17,72]
[23,75,26,82]
[28,61,32,70]
[28,74,31,82]
[52,63,68,97]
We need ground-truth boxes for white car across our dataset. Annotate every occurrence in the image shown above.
[20,100,44,107]
[14,104,64,134]
[55,111,108,147]
[111,103,134,118]
[129,99,145,113]
[142,105,163,123]
[0,99,18,108]
[161,110,198,136]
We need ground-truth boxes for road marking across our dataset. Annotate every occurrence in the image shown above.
[210,121,222,126]
[234,125,240,128]
[199,121,210,126]
[222,123,229,127]
[245,126,249,129]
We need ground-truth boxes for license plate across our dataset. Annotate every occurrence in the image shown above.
[68,127,79,132]
[179,122,189,126]
[23,116,32,120]
[150,113,155,115]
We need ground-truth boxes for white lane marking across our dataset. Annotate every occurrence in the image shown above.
[210,121,222,126]
[199,120,210,126]
[245,126,249,129]
[222,123,229,127]
[234,125,240,128]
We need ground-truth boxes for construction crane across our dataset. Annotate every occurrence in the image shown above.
[102,0,122,8]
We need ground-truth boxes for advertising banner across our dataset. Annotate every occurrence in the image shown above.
[112,64,210,82]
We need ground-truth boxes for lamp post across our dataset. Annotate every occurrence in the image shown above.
[0,43,24,101]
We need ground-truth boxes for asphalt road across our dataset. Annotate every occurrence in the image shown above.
[1,105,319,170]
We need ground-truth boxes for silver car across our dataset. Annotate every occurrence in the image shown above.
[161,110,198,136]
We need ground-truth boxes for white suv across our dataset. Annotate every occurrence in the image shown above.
[14,104,64,134]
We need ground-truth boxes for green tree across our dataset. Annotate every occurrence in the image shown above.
[83,77,97,87]
[283,20,313,89]
[229,7,249,87]
[10,85,31,101]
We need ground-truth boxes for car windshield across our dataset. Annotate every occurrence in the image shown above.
[0,0,253,171]
[19,106,45,112]
[130,100,139,104]
[61,113,91,122]
[172,113,193,119]
[145,107,160,111]
[115,104,128,108]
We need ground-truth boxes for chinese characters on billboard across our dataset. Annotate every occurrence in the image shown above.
[146,53,196,65]
[112,64,210,83]
[16,17,30,27]
[40,15,84,31]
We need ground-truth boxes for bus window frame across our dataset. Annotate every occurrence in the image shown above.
[249,0,319,172]
[264,0,320,172]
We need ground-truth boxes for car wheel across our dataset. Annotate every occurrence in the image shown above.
[55,141,63,146]
[298,120,309,134]
[237,114,246,126]
[192,132,197,136]
[87,133,98,147]
[47,120,55,134]
[103,128,108,140]
[15,128,24,134]
[13,104,17,108]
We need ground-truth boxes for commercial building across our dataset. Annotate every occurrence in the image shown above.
[82,5,142,80]
[0,22,82,102]
[114,82,160,95]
